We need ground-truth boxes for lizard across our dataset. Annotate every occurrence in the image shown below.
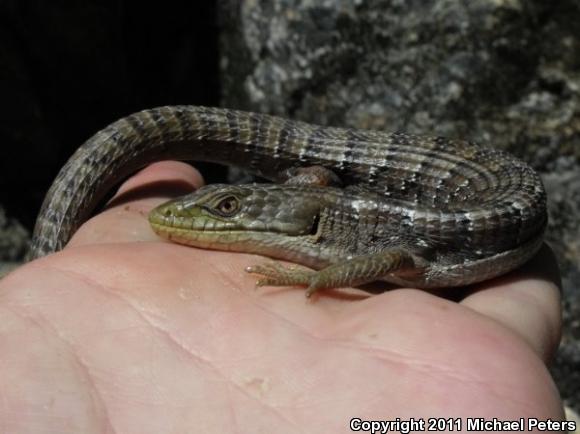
[28,105,547,297]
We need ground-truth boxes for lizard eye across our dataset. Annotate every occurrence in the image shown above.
[214,196,240,216]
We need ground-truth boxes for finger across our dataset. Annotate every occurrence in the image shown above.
[68,161,204,247]
[460,245,562,362]
[109,161,205,204]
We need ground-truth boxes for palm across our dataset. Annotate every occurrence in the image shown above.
[0,162,564,432]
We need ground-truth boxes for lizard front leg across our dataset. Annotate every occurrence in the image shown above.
[246,249,426,298]
[280,165,343,187]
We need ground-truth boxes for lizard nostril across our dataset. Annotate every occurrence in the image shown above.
[163,208,172,217]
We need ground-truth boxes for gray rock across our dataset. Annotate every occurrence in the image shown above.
[0,205,28,263]
[220,0,580,412]
[0,205,29,276]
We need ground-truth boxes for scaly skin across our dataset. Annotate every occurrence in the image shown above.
[29,105,547,294]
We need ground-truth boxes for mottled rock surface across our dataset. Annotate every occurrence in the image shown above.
[0,206,28,261]
[219,0,580,412]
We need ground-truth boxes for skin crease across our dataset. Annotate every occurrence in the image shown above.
[0,161,565,433]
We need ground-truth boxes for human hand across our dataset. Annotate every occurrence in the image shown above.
[0,161,564,433]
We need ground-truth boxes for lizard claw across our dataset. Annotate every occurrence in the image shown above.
[245,262,314,288]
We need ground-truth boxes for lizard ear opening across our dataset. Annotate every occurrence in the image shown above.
[309,213,321,236]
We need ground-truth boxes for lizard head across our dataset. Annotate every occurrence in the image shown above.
[148,183,325,254]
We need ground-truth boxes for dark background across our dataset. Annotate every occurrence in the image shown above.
[1,1,220,230]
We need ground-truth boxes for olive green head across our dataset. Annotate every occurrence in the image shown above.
[148,184,324,252]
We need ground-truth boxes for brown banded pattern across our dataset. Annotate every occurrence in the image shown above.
[29,106,546,289]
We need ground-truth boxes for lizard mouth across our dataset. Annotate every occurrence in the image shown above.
[148,221,311,260]
[148,198,322,238]
[150,209,321,239]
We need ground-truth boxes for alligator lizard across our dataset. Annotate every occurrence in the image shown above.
[29,106,547,296]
